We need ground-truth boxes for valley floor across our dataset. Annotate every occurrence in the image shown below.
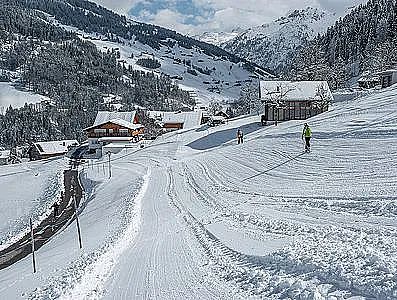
[1,86,397,299]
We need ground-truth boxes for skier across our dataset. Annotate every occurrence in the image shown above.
[261,115,266,126]
[302,123,312,152]
[237,129,244,144]
[51,201,59,219]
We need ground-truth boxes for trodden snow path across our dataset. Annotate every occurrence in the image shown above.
[59,169,151,299]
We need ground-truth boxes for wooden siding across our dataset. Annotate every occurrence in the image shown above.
[86,122,144,138]
[263,100,328,122]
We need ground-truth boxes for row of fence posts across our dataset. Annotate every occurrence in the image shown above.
[29,169,83,274]
[85,154,112,178]
[29,154,113,273]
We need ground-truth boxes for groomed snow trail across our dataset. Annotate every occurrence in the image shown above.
[102,162,239,299]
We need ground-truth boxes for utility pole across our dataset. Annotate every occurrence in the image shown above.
[107,152,111,178]
[73,195,83,249]
[70,176,82,249]
[29,218,36,273]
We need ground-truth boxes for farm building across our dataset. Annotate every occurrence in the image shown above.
[0,149,11,165]
[377,69,397,88]
[260,81,333,122]
[28,140,79,161]
[149,111,203,132]
[358,72,380,89]
[84,111,144,156]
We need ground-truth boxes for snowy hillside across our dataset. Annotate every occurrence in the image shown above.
[194,29,242,47]
[81,35,269,107]
[38,0,273,106]
[0,159,65,249]
[1,82,397,298]
[223,7,336,73]
[0,0,274,148]
[0,83,48,114]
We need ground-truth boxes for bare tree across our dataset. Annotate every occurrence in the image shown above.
[236,82,259,115]
[312,82,332,112]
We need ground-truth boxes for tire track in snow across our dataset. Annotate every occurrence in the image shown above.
[62,169,150,299]
[30,169,151,300]
[167,165,355,298]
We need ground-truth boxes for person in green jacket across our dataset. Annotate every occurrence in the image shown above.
[302,123,312,152]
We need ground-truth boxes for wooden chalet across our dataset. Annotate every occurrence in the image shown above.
[84,119,144,139]
[149,111,203,132]
[358,72,380,89]
[84,111,144,156]
[377,69,397,88]
[28,140,79,161]
[260,81,333,122]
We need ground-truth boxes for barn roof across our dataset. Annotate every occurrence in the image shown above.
[260,81,333,102]
[149,111,203,129]
[33,140,79,155]
[0,150,10,159]
[94,111,137,126]
[376,69,397,76]
[84,119,144,131]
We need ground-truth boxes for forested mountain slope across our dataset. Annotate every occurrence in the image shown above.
[0,0,270,148]
[223,7,335,74]
[288,0,397,88]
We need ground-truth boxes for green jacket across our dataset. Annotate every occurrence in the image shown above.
[302,126,312,138]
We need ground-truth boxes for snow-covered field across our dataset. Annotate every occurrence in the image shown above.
[1,85,397,299]
[0,158,66,249]
[0,83,46,113]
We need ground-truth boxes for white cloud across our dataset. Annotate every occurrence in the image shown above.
[91,0,366,35]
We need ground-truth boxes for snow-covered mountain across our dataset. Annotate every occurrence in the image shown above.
[223,7,336,74]
[0,0,273,148]
[194,28,243,47]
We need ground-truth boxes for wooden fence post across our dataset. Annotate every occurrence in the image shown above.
[72,195,83,249]
[29,218,36,273]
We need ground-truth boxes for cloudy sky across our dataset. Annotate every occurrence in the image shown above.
[92,0,366,35]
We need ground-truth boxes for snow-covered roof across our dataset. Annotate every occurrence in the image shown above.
[376,69,397,75]
[149,111,203,129]
[94,111,137,126]
[33,140,79,155]
[260,81,333,102]
[85,119,144,131]
[358,76,379,82]
[0,150,10,159]
[210,115,226,121]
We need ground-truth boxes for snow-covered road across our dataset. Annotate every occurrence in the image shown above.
[1,86,397,299]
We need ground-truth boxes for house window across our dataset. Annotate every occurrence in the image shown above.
[94,129,106,134]
[108,129,114,134]
[119,129,129,135]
